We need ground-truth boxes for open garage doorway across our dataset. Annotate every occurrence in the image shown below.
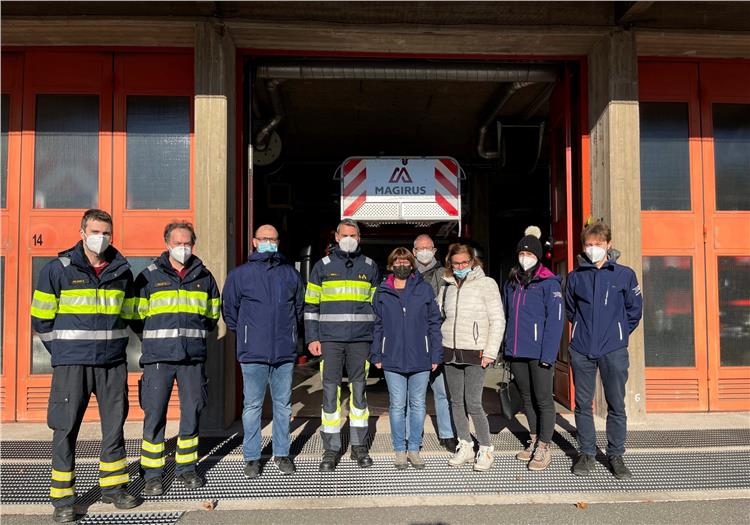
[238,56,584,418]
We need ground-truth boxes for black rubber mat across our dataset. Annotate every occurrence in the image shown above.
[2,428,747,459]
[77,512,183,524]
[2,451,748,504]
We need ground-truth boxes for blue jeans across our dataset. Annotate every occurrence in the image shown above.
[240,362,293,461]
[384,370,430,452]
[570,347,629,457]
[406,366,454,439]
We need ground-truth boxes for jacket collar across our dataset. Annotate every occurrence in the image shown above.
[61,241,128,276]
[441,265,485,285]
[248,250,287,267]
[156,251,205,279]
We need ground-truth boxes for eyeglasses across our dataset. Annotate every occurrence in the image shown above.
[450,259,472,269]
[255,237,278,242]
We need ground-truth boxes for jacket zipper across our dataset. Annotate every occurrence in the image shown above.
[513,286,522,356]
[571,321,578,340]
[618,321,623,341]
[381,336,386,354]
[558,303,562,321]
[452,285,461,351]
[244,325,248,344]
[605,288,609,306]
[534,323,538,342]
[473,321,479,345]
[424,335,429,354]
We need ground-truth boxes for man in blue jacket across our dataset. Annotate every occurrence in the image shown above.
[222,224,305,478]
[132,222,221,496]
[305,219,380,471]
[31,209,141,522]
[565,221,643,480]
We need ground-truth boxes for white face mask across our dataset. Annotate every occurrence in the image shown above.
[169,245,192,264]
[84,234,109,255]
[518,254,538,272]
[415,249,435,265]
[585,245,607,263]
[338,236,359,253]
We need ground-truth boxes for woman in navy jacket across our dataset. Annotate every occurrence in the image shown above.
[371,247,443,470]
[502,226,564,471]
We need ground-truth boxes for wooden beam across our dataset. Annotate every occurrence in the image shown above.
[615,2,655,26]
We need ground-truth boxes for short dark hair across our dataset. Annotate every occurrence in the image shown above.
[387,247,416,270]
[164,222,196,244]
[581,220,612,244]
[80,209,113,231]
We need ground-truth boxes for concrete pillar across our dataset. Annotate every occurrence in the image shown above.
[194,21,237,429]
[587,29,646,422]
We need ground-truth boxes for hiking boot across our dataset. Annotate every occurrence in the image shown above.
[244,459,261,479]
[350,445,373,468]
[572,453,596,476]
[608,455,633,480]
[319,450,340,472]
[52,505,76,523]
[101,489,142,509]
[394,451,408,470]
[407,451,426,470]
[142,477,164,496]
[528,442,552,471]
[473,445,495,472]
[516,434,537,461]
[448,439,475,466]
[176,470,205,489]
[273,456,296,475]
[439,437,458,453]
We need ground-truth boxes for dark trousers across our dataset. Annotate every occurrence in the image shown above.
[570,347,629,457]
[48,363,129,508]
[320,341,370,452]
[140,362,207,480]
[510,358,556,443]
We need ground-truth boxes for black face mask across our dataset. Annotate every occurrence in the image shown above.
[393,265,413,280]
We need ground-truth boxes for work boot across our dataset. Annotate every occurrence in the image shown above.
[175,470,205,489]
[572,453,596,476]
[101,489,142,509]
[528,442,552,471]
[608,455,633,480]
[319,450,340,472]
[448,439,475,466]
[439,437,458,453]
[394,451,408,470]
[52,505,76,523]
[407,451,426,470]
[142,477,164,496]
[516,434,537,461]
[244,459,261,479]
[350,445,373,468]
[273,456,297,475]
[473,445,495,472]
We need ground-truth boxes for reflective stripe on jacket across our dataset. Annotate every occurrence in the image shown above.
[31,242,134,367]
[132,252,220,365]
[304,248,380,343]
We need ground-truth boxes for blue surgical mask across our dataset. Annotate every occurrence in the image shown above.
[453,267,471,279]
[257,241,278,253]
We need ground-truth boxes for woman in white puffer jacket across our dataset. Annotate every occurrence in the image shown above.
[437,243,505,471]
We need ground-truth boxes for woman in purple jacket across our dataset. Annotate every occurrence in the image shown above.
[371,247,443,470]
[502,226,564,471]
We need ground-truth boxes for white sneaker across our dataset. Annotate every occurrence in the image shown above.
[473,445,495,471]
[448,439,475,466]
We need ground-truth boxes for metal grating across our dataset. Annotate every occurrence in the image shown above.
[77,512,183,524]
[2,428,749,459]
[2,451,748,504]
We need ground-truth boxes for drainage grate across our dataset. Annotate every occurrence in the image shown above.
[3,451,748,504]
[2,428,749,460]
[77,512,182,524]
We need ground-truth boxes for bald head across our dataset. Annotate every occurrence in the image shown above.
[252,224,279,252]
[413,234,434,250]
[413,233,437,267]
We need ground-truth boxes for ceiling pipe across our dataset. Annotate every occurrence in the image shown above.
[477,81,533,160]
[255,78,285,150]
[256,61,558,83]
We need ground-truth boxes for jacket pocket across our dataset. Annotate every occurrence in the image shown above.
[424,335,429,354]
[571,321,578,340]
[534,323,538,342]
[617,321,623,341]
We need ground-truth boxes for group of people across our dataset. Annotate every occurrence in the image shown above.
[32,210,642,523]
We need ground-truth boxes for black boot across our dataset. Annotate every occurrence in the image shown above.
[440,437,458,453]
[608,455,633,480]
[350,445,373,468]
[52,505,76,523]
[319,450,340,472]
[142,477,164,496]
[101,489,143,509]
[176,470,205,489]
[572,453,596,477]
